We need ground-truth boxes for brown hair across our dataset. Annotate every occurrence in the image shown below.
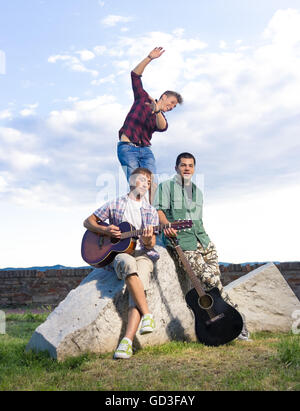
[129,167,154,199]
[159,91,183,104]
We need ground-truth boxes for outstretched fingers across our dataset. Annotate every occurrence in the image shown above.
[148,47,165,59]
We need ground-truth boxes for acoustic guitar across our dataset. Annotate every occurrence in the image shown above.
[169,237,243,346]
[81,220,193,268]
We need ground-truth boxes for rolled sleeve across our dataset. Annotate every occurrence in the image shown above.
[94,202,110,222]
[131,71,148,101]
[155,115,168,132]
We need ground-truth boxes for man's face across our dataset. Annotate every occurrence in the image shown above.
[131,173,151,197]
[160,95,178,112]
[175,157,195,182]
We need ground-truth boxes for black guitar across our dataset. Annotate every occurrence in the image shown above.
[169,237,243,346]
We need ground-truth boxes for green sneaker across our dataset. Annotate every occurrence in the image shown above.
[139,314,155,335]
[113,338,133,359]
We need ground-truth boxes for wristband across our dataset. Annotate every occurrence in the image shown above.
[154,109,161,114]
[147,55,153,60]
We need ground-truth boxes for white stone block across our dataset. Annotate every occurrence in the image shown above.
[225,262,300,332]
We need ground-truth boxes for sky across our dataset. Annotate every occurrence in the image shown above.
[0,0,300,268]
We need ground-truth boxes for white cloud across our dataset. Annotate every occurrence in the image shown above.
[10,151,49,171]
[0,127,28,144]
[94,45,107,55]
[46,95,125,139]
[0,127,49,173]
[48,54,98,77]
[263,8,300,46]
[0,109,12,120]
[20,102,39,117]
[76,49,96,61]
[0,175,8,192]
[91,74,115,85]
[219,40,227,49]
[101,14,133,27]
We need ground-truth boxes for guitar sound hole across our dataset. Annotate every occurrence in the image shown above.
[198,294,213,310]
[111,237,120,244]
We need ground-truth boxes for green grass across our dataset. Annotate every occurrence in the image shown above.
[0,313,299,391]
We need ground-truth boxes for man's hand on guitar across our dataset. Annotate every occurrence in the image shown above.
[105,225,121,238]
[141,225,154,248]
[163,226,177,238]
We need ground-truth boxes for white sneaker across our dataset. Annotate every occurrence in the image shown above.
[139,314,155,335]
[113,338,133,359]
[237,314,252,341]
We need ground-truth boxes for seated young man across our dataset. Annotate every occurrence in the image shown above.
[83,167,159,359]
[154,152,251,341]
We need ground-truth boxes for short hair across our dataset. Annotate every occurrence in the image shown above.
[130,167,153,183]
[129,167,154,199]
[129,167,153,188]
[175,152,196,167]
[159,91,183,104]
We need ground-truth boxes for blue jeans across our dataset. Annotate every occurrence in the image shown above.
[117,142,156,182]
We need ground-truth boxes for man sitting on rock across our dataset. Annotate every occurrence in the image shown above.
[83,167,159,359]
[154,152,251,341]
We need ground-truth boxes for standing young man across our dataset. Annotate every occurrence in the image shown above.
[154,153,251,341]
[83,168,159,359]
[118,47,183,183]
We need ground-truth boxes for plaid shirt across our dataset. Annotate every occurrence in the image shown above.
[94,195,160,261]
[118,71,168,146]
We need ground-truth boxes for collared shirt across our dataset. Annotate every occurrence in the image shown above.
[94,194,160,261]
[118,71,168,147]
[154,175,211,251]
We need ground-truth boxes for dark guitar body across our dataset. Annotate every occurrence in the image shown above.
[81,220,193,268]
[81,221,136,268]
[185,287,243,346]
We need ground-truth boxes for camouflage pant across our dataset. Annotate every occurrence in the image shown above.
[168,241,238,308]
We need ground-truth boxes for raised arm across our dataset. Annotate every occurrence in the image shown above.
[133,47,165,76]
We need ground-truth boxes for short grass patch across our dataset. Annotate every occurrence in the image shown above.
[0,313,299,391]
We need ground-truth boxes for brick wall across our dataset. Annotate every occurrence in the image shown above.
[0,262,299,308]
[0,268,93,307]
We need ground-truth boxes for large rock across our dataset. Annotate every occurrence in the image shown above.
[26,251,300,361]
[224,262,300,332]
[26,246,196,361]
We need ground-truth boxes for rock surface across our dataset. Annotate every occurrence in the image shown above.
[225,262,300,332]
[26,249,300,360]
[26,246,196,361]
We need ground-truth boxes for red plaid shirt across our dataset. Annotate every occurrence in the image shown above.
[118,71,168,146]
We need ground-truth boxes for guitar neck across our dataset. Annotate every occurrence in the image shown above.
[120,223,180,239]
[174,244,206,298]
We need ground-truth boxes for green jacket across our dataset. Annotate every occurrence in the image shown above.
[155,176,211,251]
